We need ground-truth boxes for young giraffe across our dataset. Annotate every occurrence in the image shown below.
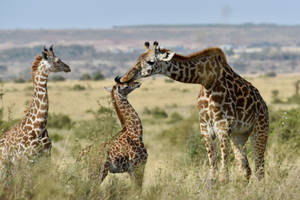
[0,46,71,169]
[80,77,147,186]
[119,41,269,183]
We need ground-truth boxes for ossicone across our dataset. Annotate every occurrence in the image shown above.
[144,41,150,51]
[114,76,121,83]
[42,46,48,60]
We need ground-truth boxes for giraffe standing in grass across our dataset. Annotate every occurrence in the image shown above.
[119,41,269,183]
[0,46,71,169]
[80,77,147,186]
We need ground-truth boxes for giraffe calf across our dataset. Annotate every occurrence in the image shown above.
[79,77,147,186]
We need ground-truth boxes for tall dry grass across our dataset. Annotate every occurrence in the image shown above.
[0,76,299,199]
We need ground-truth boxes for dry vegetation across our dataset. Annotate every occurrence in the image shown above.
[0,74,299,199]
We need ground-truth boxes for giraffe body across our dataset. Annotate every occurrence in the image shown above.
[0,46,71,170]
[119,42,269,183]
[81,79,147,186]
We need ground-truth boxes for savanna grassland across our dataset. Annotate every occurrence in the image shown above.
[0,74,300,200]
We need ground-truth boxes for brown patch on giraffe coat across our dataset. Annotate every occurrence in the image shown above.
[198,100,209,108]
[211,95,223,104]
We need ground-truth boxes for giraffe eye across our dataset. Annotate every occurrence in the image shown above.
[147,61,155,65]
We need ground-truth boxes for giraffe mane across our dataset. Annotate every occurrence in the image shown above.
[161,47,227,63]
[23,55,43,114]
[31,55,43,80]
[32,55,43,72]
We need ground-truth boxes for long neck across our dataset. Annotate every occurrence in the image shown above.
[111,91,142,136]
[20,63,49,137]
[160,53,227,89]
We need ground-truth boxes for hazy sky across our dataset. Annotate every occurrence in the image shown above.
[0,0,299,29]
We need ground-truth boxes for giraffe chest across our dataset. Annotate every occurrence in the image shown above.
[107,133,147,173]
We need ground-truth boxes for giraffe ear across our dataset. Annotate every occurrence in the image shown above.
[157,50,175,61]
[104,86,112,92]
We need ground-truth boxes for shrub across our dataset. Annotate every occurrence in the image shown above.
[161,110,197,146]
[287,95,300,104]
[72,84,86,91]
[73,105,119,140]
[50,133,64,142]
[47,113,72,129]
[50,75,65,82]
[14,78,26,83]
[264,71,277,77]
[143,107,168,118]
[93,71,105,81]
[269,109,300,149]
[80,73,92,81]
[168,112,183,123]
[271,89,283,104]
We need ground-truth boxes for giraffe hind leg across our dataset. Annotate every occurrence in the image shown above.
[250,125,268,180]
[218,132,230,184]
[230,133,252,181]
[129,161,147,189]
[202,134,218,186]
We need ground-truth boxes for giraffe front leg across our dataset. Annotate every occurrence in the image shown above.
[202,134,218,186]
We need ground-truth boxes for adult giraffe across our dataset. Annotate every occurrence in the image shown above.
[119,41,269,183]
[0,46,71,170]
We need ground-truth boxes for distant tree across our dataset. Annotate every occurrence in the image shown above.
[93,71,105,81]
[51,75,65,82]
[264,72,277,78]
[72,84,86,91]
[14,78,26,83]
[80,73,92,81]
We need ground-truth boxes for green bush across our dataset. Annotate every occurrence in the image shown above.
[161,110,197,146]
[72,84,86,91]
[168,112,183,123]
[47,113,73,129]
[93,71,105,81]
[73,105,119,140]
[264,71,277,77]
[0,108,19,134]
[50,133,64,142]
[143,107,168,119]
[80,73,92,81]
[287,95,300,104]
[269,109,300,149]
[14,78,26,83]
[271,89,283,104]
[50,75,65,82]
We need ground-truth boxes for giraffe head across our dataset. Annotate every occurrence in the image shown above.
[105,76,141,97]
[120,41,175,83]
[39,45,71,73]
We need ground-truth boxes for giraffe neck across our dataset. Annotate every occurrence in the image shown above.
[159,52,228,89]
[20,58,50,136]
[111,90,142,136]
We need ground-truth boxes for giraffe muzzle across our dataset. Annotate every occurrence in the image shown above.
[64,65,71,72]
